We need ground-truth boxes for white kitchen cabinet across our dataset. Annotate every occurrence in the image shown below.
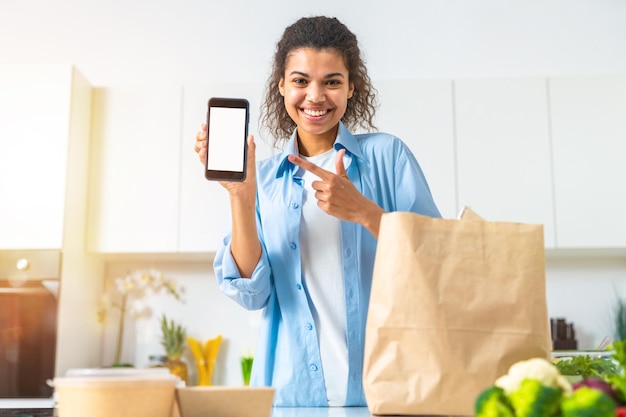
[0,65,88,249]
[87,85,183,253]
[178,81,271,252]
[86,76,626,253]
[549,75,626,248]
[88,81,271,254]
[375,79,457,219]
[454,78,556,247]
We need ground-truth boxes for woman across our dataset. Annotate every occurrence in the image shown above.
[194,16,441,407]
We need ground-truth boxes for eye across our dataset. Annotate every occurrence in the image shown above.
[326,79,342,87]
[292,78,308,86]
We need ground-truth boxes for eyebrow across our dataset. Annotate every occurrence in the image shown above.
[288,71,345,79]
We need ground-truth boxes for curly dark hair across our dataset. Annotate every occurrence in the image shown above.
[260,16,378,148]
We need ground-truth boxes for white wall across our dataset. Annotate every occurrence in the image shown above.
[546,255,626,349]
[3,0,626,381]
[2,0,626,85]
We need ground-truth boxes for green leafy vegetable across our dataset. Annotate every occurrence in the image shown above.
[613,340,626,371]
[554,355,620,379]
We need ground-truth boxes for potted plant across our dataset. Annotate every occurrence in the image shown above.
[98,269,184,367]
[160,314,188,384]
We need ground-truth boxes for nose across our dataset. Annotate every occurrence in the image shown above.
[306,82,325,103]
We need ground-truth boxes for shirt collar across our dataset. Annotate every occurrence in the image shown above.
[275,121,365,178]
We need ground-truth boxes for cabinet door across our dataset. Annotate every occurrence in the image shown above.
[375,79,457,219]
[455,78,556,247]
[88,86,182,253]
[0,65,73,249]
[178,81,270,252]
[549,76,626,248]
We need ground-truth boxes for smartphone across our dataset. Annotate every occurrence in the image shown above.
[205,97,249,181]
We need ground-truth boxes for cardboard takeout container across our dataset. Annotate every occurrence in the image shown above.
[176,386,275,417]
[53,369,179,417]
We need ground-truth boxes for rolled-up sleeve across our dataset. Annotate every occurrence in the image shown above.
[213,239,273,310]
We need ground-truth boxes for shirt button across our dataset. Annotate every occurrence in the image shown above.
[290,242,297,249]
[345,248,352,257]
[306,323,313,330]
[291,202,299,209]
[310,364,318,371]
[296,284,302,290]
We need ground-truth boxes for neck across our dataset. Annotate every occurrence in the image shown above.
[297,124,339,157]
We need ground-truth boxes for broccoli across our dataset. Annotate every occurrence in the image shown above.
[610,373,626,404]
[508,378,563,417]
[475,386,515,417]
[561,386,616,417]
[610,339,626,403]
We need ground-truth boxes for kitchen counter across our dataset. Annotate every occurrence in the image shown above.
[0,396,373,417]
[0,399,56,416]
[272,408,372,417]
[0,406,371,417]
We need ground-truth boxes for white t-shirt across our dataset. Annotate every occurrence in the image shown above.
[297,148,348,406]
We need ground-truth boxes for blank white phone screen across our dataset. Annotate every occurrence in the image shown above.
[207,107,246,172]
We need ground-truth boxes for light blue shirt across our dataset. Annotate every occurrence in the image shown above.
[213,122,441,407]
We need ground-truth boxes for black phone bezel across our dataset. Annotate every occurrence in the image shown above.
[204,97,249,182]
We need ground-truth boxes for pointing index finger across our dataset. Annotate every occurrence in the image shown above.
[288,154,333,179]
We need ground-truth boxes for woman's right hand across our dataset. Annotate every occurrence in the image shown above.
[219,133,257,200]
[193,123,257,196]
[194,123,208,165]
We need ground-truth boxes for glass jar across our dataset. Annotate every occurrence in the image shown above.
[240,355,253,386]
[148,354,167,368]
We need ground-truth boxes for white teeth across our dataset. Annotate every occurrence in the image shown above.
[303,109,328,117]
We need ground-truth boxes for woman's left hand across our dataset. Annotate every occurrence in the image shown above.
[288,149,385,238]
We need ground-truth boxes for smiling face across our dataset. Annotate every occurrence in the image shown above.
[279,47,355,156]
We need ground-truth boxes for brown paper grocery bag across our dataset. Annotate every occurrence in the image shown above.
[362,209,552,416]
